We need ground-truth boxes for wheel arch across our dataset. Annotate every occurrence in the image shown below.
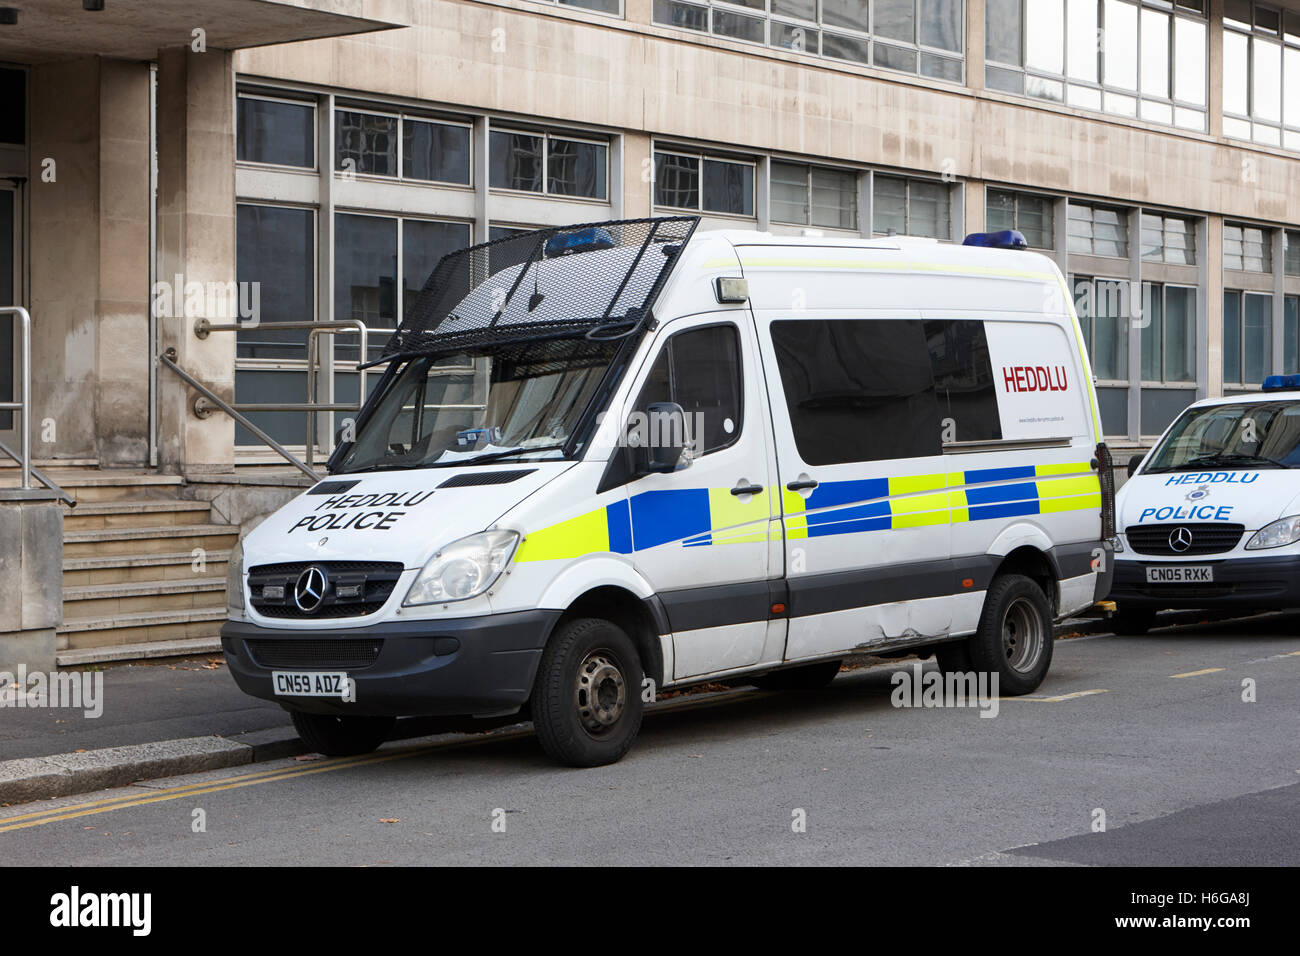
[552,585,667,691]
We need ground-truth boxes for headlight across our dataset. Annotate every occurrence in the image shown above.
[226,538,245,616]
[1113,535,1125,553]
[1245,515,1300,550]
[404,530,519,606]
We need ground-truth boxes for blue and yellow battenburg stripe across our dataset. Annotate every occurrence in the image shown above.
[514,463,1100,562]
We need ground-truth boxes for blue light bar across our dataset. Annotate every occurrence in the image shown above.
[1262,374,1300,391]
[544,227,616,257]
[962,229,1028,250]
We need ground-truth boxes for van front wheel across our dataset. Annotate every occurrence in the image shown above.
[531,617,645,767]
[968,574,1054,696]
[289,711,395,757]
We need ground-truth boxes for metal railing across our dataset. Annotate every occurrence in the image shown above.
[162,318,373,479]
[0,306,74,505]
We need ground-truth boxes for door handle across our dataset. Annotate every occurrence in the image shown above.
[786,479,819,491]
[730,482,764,496]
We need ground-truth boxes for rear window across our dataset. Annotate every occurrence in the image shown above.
[770,318,1002,466]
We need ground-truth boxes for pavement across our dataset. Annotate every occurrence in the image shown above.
[0,607,1277,811]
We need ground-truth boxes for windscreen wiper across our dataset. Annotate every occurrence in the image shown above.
[431,443,568,467]
[1177,453,1290,470]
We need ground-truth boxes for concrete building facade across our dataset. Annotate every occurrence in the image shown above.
[2,0,1300,664]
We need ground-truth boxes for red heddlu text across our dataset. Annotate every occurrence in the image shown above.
[1002,365,1068,393]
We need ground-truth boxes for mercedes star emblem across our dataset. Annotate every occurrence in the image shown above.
[1168,527,1194,553]
[293,566,328,613]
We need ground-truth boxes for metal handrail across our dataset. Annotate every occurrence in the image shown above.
[189,318,375,474]
[159,348,319,480]
[0,306,74,504]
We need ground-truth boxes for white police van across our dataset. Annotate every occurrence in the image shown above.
[222,217,1115,766]
[1111,376,1300,632]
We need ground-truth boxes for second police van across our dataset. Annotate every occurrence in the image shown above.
[1111,378,1300,633]
[221,217,1115,766]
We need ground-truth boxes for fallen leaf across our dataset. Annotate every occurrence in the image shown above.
[379,818,400,824]
[294,753,323,762]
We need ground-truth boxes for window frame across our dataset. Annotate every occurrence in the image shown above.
[985,0,1210,133]
[986,187,1057,250]
[1138,281,1198,385]
[652,147,758,218]
[1071,274,1131,385]
[1223,221,1272,273]
[871,173,954,240]
[1222,1,1300,149]
[334,105,474,187]
[634,320,746,458]
[1140,211,1197,265]
[1067,201,1130,258]
[489,127,611,202]
[527,0,625,19]
[236,91,318,171]
[769,159,860,230]
[1222,288,1275,386]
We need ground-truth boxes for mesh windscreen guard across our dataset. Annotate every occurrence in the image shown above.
[383,216,700,360]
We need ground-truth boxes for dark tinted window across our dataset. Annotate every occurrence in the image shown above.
[237,96,314,168]
[925,320,1003,442]
[547,138,607,199]
[0,69,25,145]
[636,324,742,455]
[403,120,471,184]
[335,110,397,176]
[236,204,315,360]
[489,131,544,191]
[772,320,940,465]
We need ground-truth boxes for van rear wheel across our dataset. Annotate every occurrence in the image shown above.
[965,574,1054,696]
[531,617,645,767]
[289,711,395,757]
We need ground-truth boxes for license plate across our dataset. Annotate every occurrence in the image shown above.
[272,671,349,697]
[1145,565,1213,583]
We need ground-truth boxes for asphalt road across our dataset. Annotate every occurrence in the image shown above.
[3,614,1299,866]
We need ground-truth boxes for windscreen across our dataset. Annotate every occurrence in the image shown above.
[1143,401,1300,473]
[337,337,620,473]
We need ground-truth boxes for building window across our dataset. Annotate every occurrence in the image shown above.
[1223,289,1273,385]
[1073,275,1129,381]
[235,204,316,360]
[335,109,471,185]
[986,188,1054,249]
[1223,1,1300,149]
[1141,213,1197,264]
[986,0,1208,132]
[873,174,951,239]
[1284,229,1300,276]
[1284,294,1300,373]
[490,130,608,200]
[530,0,623,16]
[1068,203,1128,257]
[237,94,315,169]
[654,150,755,217]
[335,213,472,358]
[1139,283,1196,382]
[771,161,858,230]
[652,0,965,83]
[1224,222,1271,272]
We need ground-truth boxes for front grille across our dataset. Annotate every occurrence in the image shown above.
[248,561,404,620]
[1125,523,1245,556]
[245,638,384,670]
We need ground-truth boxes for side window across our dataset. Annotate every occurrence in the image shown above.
[634,324,742,456]
[924,320,1003,443]
[771,319,941,466]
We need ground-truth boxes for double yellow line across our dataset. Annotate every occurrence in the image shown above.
[0,730,532,834]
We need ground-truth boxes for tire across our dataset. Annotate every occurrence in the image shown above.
[752,659,842,690]
[1110,605,1157,635]
[290,711,395,757]
[531,617,645,767]
[965,574,1054,696]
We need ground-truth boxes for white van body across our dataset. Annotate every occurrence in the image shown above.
[222,219,1114,765]
[1111,385,1300,629]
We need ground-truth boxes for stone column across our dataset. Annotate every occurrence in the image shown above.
[155,47,237,475]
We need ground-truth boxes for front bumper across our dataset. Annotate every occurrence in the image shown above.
[1110,554,1300,610]
[221,610,561,718]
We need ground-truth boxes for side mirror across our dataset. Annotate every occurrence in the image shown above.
[1127,453,1144,478]
[643,401,692,474]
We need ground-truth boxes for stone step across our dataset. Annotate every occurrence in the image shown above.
[62,524,238,558]
[63,498,213,531]
[62,550,231,587]
[62,577,227,618]
[56,636,225,666]
[0,472,185,502]
[56,607,228,651]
